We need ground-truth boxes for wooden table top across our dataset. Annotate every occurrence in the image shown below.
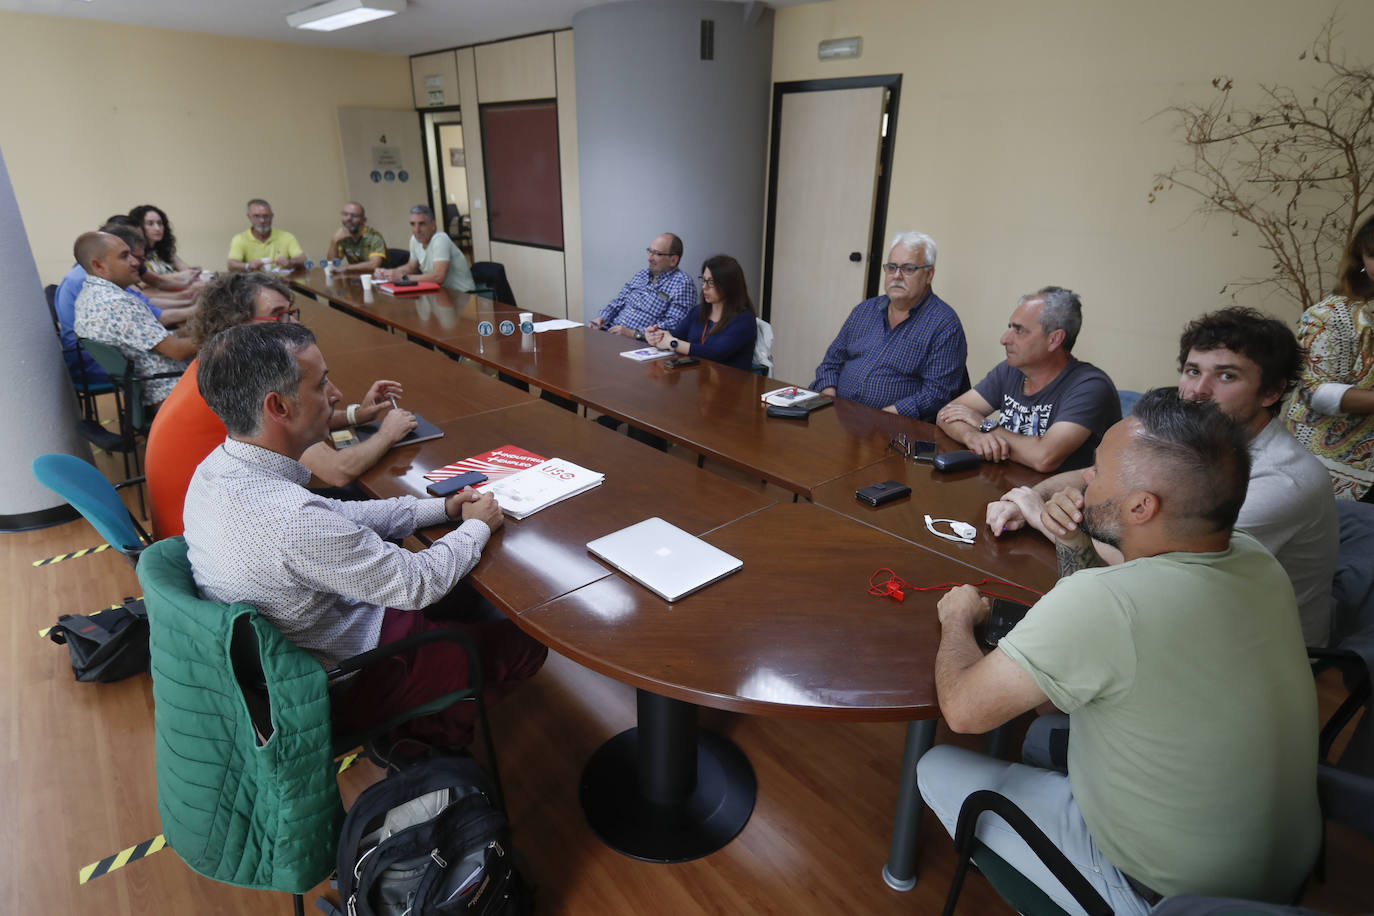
[519,501,1000,721]
[359,400,775,616]
[811,455,1059,594]
[296,295,402,356]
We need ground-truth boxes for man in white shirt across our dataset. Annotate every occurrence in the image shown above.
[183,322,545,752]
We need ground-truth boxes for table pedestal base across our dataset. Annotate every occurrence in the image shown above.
[580,690,755,863]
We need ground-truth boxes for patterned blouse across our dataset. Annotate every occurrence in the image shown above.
[1283,294,1374,500]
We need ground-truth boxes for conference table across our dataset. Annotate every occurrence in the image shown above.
[297,271,1059,882]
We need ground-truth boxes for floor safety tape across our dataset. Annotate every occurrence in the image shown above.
[33,543,112,567]
[78,754,363,883]
[79,835,165,884]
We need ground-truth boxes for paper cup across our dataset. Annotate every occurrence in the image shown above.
[360,275,373,292]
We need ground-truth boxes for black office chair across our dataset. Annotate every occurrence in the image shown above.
[443,203,462,238]
[471,261,516,308]
[383,248,410,269]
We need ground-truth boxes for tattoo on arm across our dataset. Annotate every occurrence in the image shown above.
[1056,540,1104,576]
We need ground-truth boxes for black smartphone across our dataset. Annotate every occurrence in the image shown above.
[766,404,809,419]
[855,479,912,507]
[425,471,488,497]
[911,440,938,462]
[391,277,417,287]
[981,598,1032,648]
[666,356,700,368]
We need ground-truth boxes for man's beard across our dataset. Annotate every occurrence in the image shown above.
[1080,497,1122,549]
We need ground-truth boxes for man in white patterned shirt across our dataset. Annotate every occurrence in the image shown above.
[183,322,545,752]
[71,231,197,405]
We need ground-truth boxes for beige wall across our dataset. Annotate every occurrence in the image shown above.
[772,0,1374,392]
[0,12,412,283]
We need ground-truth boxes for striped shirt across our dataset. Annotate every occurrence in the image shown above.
[183,438,490,668]
[597,267,697,332]
[812,292,967,421]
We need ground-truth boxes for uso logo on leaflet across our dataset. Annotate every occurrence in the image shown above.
[539,464,576,481]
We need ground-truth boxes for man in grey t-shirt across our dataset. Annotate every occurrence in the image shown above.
[937,286,1119,473]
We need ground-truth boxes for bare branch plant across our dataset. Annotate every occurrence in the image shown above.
[1151,15,1374,311]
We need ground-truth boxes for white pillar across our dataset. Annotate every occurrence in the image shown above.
[0,144,92,530]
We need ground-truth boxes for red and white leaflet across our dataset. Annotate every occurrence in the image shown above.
[423,444,546,483]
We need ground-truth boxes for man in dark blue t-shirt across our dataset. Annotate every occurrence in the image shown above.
[936,286,1119,473]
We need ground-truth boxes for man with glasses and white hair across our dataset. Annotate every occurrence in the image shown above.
[374,204,474,294]
[812,231,967,420]
[937,286,1120,473]
[589,232,696,339]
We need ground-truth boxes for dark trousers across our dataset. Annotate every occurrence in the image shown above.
[331,587,546,751]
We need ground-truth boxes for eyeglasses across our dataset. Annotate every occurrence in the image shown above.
[646,248,673,258]
[882,262,932,277]
[251,307,301,324]
[698,276,716,289]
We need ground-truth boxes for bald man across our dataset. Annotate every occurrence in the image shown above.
[72,231,197,406]
[325,201,386,274]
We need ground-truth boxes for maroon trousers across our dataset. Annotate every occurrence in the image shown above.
[331,593,546,751]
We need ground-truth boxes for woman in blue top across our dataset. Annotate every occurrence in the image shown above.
[646,254,757,370]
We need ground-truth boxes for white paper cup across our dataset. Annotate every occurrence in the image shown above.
[360,275,373,292]
[518,311,533,326]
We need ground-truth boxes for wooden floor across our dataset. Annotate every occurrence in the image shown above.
[5,426,1372,915]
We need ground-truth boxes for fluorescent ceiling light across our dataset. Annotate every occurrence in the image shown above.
[287,0,404,31]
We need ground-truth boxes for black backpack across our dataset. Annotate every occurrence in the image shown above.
[47,597,150,682]
[337,756,533,916]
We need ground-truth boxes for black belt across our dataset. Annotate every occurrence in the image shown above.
[1123,872,1163,906]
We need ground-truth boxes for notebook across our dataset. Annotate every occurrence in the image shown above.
[586,517,743,602]
[353,412,444,448]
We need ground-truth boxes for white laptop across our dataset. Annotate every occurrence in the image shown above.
[586,517,743,602]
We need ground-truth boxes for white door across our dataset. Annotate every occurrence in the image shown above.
[768,86,886,386]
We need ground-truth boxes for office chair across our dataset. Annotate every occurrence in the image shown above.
[31,453,151,566]
[383,247,410,269]
[471,261,516,308]
[44,283,113,422]
[138,537,505,915]
[76,337,182,515]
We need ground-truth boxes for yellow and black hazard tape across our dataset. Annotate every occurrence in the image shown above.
[33,543,112,567]
[39,598,142,639]
[79,834,165,884]
[77,756,361,883]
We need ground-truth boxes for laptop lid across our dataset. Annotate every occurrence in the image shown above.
[586,517,742,602]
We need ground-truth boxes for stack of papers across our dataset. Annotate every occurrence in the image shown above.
[424,444,544,484]
[532,318,583,332]
[760,386,832,410]
[485,458,604,519]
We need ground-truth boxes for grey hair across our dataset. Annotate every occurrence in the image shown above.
[410,204,435,220]
[887,231,937,267]
[1019,285,1083,351]
[197,323,317,437]
[246,198,271,211]
[187,272,295,346]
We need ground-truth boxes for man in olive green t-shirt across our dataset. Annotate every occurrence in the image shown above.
[918,389,1320,914]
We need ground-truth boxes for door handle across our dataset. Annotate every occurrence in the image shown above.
[849,252,862,262]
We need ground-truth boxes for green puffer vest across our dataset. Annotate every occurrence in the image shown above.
[138,537,343,893]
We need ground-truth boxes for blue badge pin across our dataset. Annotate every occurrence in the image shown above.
[498,320,516,336]
[384,170,395,182]
[370,170,381,183]
[520,320,535,334]
[397,170,409,182]
[477,320,494,337]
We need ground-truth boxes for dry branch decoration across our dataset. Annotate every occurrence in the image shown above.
[1151,15,1373,312]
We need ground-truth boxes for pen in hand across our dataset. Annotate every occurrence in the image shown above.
[388,395,399,410]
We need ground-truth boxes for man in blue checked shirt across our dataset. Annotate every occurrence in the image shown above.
[813,231,968,421]
[589,233,697,339]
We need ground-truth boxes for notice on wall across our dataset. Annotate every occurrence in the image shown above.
[372,145,403,170]
[424,74,445,107]
[449,148,465,167]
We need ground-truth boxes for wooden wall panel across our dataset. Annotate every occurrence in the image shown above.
[410,50,459,110]
[474,34,556,104]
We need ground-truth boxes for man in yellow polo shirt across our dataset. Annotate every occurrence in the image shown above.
[227,198,306,272]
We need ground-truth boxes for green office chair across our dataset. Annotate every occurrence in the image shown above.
[137,537,504,915]
[76,337,183,516]
[940,789,1111,916]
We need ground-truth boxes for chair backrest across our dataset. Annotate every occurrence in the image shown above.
[1119,389,1143,417]
[753,317,774,375]
[43,283,61,332]
[137,537,340,893]
[384,247,410,269]
[78,336,151,431]
[471,261,517,308]
[31,454,147,561]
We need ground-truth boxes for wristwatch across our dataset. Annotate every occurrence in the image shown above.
[669,339,679,350]
[979,418,998,433]
[634,328,645,341]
